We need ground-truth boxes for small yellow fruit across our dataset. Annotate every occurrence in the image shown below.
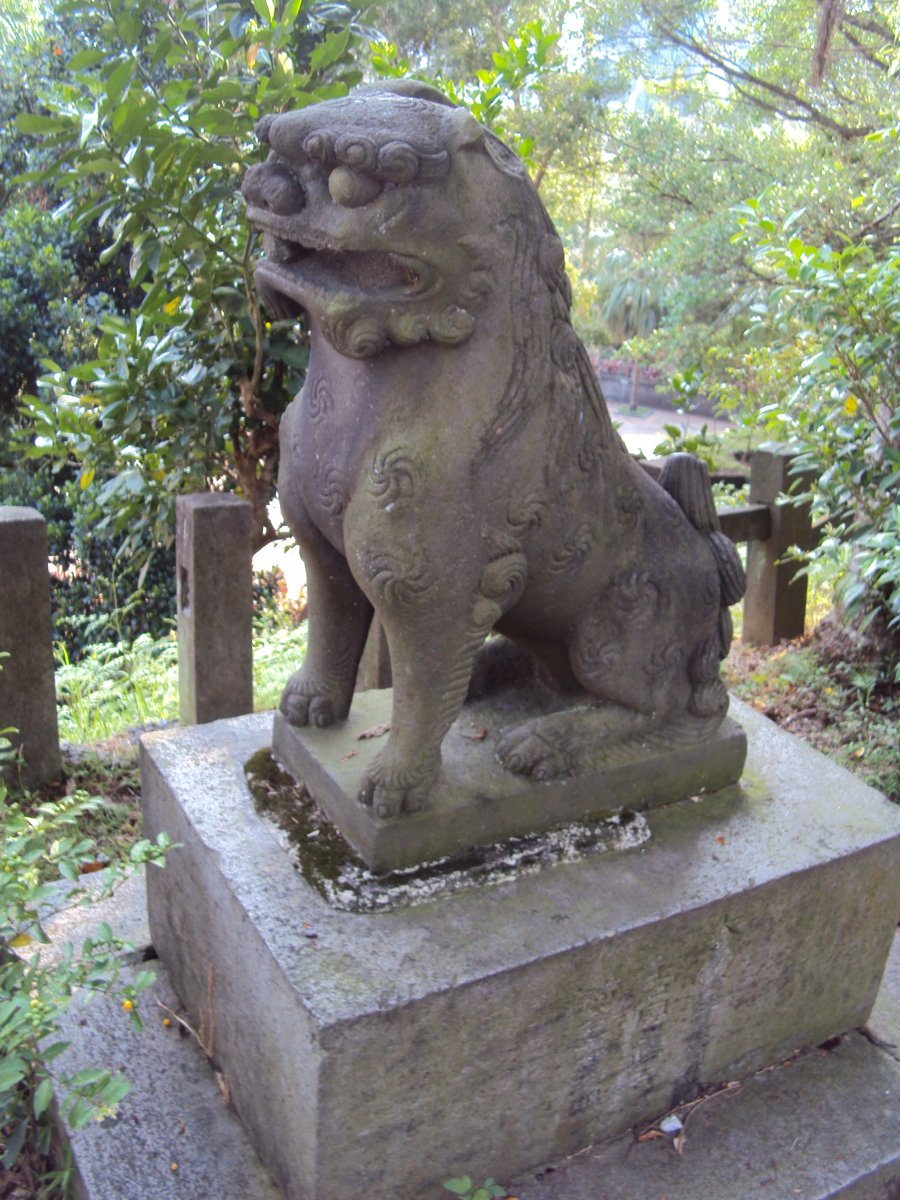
[122,999,134,1012]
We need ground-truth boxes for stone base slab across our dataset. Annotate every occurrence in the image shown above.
[272,690,747,871]
[140,700,900,1200]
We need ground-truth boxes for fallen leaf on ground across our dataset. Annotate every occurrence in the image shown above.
[463,728,488,741]
[341,749,359,760]
[358,723,390,740]
[673,1131,687,1155]
[637,1130,665,1142]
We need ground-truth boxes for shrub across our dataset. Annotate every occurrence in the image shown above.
[0,705,170,1179]
[0,463,175,658]
[733,190,900,658]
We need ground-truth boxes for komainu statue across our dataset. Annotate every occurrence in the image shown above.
[242,82,746,820]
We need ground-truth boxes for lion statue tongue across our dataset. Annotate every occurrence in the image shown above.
[242,81,745,821]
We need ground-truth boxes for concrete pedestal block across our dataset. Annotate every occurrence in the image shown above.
[140,700,900,1200]
[0,506,61,786]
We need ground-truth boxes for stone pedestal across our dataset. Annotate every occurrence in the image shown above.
[273,691,747,872]
[0,506,61,786]
[140,700,900,1200]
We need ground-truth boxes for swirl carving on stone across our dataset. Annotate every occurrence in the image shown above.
[307,378,334,423]
[608,569,659,625]
[644,640,683,684]
[574,634,622,680]
[368,446,418,509]
[357,544,435,606]
[317,467,349,517]
[507,493,547,535]
[617,483,643,529]
[550,523,594,573]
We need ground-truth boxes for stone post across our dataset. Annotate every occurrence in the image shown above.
[743,449,816,646]
[176,494,254,725]
[0,507,62,786]
[355,617,392,691]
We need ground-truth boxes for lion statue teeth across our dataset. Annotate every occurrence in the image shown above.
[242,81,746,820]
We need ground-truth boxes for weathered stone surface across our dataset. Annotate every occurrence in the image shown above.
[868,928,900,1058]
[242,83,747,824]
[140,700,900,1200]
[53,965,282,1200]
[176,493,254,725]
[272,689,747,872]
[0,506,61,786]
[49,872,900,1200]
[511,1032,900,1200]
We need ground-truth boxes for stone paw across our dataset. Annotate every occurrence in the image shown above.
[279,670,347,728]
[357,752,438,819]
[495,722,574,781]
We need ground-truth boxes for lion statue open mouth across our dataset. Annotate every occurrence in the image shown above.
[243,81,746,820]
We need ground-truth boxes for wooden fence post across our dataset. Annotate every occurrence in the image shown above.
[742,449,816,646]
[0,507,62,786]
[176,494,254,724]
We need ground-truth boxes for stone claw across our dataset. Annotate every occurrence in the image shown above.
[496,722,573,781]
[357,751,437,818]
[279,669,344,728]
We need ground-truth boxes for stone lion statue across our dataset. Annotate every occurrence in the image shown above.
[242,81,745,819]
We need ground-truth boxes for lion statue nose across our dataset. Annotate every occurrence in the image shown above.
[242,161,306,216]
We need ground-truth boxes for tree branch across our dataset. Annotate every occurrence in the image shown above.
[645,6,876,140]
[839,27,890,73]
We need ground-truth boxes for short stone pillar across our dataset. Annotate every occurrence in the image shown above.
[176,494,253,725]
[355,617,392,691]
[743,449,816,646]
[0,507,62,786]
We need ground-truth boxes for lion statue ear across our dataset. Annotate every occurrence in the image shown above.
[448,111,527,179]
[354,79,457,108]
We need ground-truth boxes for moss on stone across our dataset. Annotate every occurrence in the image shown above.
[245,749,650,912]
[245,749,366,897]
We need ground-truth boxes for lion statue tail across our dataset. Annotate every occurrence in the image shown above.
[658,453,747,719]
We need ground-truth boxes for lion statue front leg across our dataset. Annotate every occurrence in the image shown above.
[277,480,374,730]
[345,478,504,818]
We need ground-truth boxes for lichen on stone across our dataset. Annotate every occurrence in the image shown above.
[245,749,651,914]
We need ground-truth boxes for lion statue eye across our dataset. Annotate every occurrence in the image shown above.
[328,166,383,208]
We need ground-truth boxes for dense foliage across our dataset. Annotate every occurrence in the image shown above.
[3,0,899,649]
[370,0,900,650]
[11,0,367,559]
[0,707,169,1182]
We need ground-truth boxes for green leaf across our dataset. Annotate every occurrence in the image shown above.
[98,1073,131,1107]
[106,59,135,104]
[251,0,275,23]
[445,1179,473,1196]
[41,1041,71,1063]
[1,1119,27,1169]
[69,1067,109,1090]
[0,1056,28,1091]
[309,28,351,75]
[33,1076,54,1118]
[16,113,71,134]
[68,48,106,69]
[79,105,100,148]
